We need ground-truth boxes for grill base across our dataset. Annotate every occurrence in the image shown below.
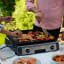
[5,38,59,56]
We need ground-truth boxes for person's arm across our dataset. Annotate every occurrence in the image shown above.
[0,24,12,36]
[0,17,4,23]
[1,28,12,36]
[0,16,13,23]
[0,28,22,37]
[26,0,40,13]
[0,24,22,37]
[26,0,43,23]
[26,0,35,11]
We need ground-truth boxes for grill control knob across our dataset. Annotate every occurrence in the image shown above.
[50,45,55,50]
[26,49,30,53]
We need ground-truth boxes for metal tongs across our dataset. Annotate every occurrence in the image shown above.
[40,22,48,37]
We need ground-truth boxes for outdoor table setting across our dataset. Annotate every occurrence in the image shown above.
[0,32,64,64]
[0,44,64,64]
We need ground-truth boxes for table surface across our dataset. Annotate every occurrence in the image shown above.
[0,45,64,64]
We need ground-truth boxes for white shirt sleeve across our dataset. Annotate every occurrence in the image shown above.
[0,24,3,31]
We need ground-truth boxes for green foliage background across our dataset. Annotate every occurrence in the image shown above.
[0,0,36,45]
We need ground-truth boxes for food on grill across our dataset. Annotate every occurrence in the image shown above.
[33,31,41,35]
[17,31,54,43]
[48,36,54,40]
[53,55,64,63]
[18,34,36,42]
[13,58,36,64]
[28,31,33,34]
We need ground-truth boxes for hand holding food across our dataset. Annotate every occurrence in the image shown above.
[3,16,13,23]
[35,11,43,23]
[30,7,41,13]
[11,30,22,38]
[30,7,43,23]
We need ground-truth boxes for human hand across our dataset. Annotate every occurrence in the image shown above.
[3,16,13,23]
[35,11,43,23]
[0,28,22,38]
[10,30,22,38]
[30,7,43,23]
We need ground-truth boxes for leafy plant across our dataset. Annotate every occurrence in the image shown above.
[0,0,15,16]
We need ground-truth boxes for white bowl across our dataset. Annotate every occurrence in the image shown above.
[51,54,64,64]
[13,56,41,64]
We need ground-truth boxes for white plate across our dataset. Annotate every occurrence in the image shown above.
[50,54,64,64]
[13,57,41,64]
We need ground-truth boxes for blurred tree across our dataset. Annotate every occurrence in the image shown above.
[0,0,15,16]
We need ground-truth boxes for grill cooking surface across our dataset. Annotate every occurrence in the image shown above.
[6,30,56,45]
